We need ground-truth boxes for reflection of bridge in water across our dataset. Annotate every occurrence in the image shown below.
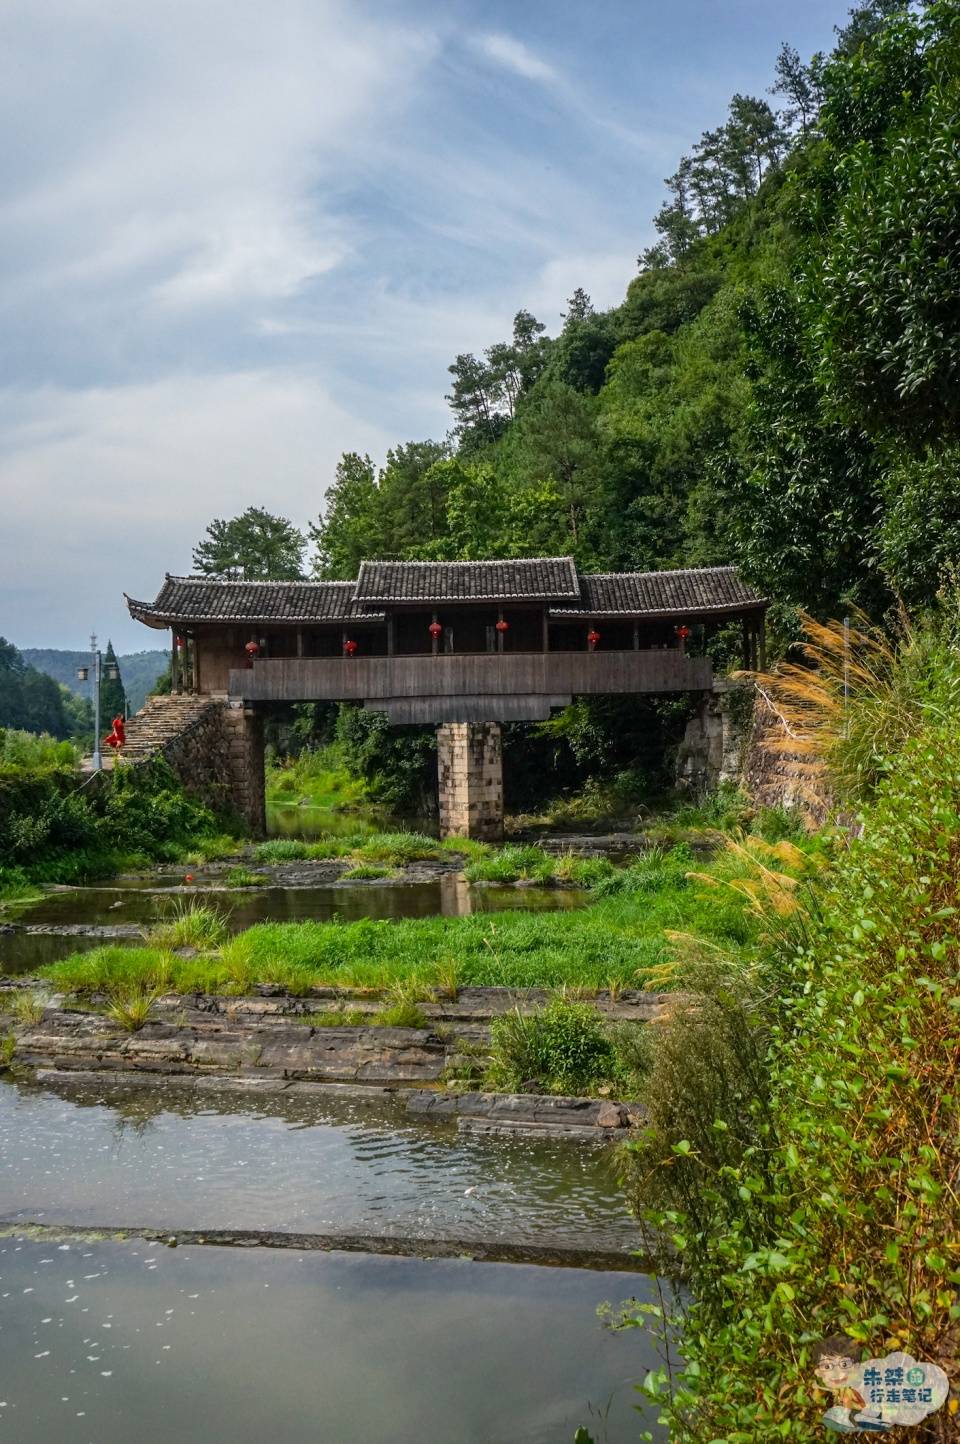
[125,557,767,839]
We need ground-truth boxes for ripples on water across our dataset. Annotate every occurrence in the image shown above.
[0,1080,635,1250]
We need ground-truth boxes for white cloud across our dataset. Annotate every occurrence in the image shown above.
[471,32,559,84]
[0,0,438,317]
[0,371,397,648]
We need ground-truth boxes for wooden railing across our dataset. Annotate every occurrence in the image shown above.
[228,649,713,704]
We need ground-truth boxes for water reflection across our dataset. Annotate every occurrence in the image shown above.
[0,1237,658,1443]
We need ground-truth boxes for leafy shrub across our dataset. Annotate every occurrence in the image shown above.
[341,864,393,880]
[487,998,615,1094]
[620,721,960,1439]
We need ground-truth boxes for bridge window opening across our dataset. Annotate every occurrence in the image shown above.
[264,631,298,659]
[303,630,341,658]
[635,622,680,649]
[501,608,542,653]
[394,611,435,655]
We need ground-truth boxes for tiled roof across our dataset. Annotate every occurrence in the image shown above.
[126,563,766,628]
[125,576,383,627]
[549,567,766,618]
[353,557,580,604]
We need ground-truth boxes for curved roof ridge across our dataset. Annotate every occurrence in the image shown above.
[162,574,354,587]
[582,564,739,579]
[357,555,575,568]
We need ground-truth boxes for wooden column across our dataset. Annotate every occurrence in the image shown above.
[170,630,180,693]
[191,634,199,693]
[296,628,304,659]
[387,615,394,656]
[741,619,751,670]
[497,609,504,654]
[758,614,767,672]
[633,622,640,651]
[542,610,550,653]
[431,612,439,657]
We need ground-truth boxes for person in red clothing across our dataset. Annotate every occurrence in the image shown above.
[104,715,125,749]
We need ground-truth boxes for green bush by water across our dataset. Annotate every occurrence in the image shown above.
[487,998,616,1094]
[0,746,234,898]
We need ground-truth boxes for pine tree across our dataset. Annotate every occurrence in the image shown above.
[99,641,127,723]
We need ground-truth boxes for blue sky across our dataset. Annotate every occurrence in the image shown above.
[1,0,845,651]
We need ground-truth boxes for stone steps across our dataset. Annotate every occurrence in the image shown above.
[117,695,216,762]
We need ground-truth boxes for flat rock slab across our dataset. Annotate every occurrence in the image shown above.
[172,986,679,1025]
[406,1088,646,1132]
[2,1220,647,1274]
[14,1008,450,1084]
[24,1067,642,1141]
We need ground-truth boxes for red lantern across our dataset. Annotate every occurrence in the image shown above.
[175,636,185,651]
[675,624,691,642]
[244,640,259,657]
[587,629,601,651]
[344,638,358,657]
[495,619,509,634]
[184,874,194,884]
[428,621,442,640]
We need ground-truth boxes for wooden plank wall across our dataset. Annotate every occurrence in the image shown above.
[228,651,714,705]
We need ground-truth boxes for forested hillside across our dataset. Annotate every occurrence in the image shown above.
[22,648,167,715]
[311,0,959,633]
[0,639,92,741]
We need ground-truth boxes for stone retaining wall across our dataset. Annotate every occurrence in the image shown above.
[161,702,265,836]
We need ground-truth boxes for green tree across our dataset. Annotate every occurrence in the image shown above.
[506,379,602,549]
[377,440,452,556]
[770,42,823,134]
[99,641,126,723]
[192,506,306,580]
[310,453,382,579]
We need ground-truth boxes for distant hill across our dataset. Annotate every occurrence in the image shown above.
[22,648,168,715]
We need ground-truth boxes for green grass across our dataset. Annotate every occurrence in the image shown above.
[341,863,395,880]
[352,832,443,865]
[39,847,759,997]
[253,830,444,868]
[253,837,358,863]
[181,833,244,865]
[223,866,267,889]
[464,844,558,885]
[148,901,229,950]
[463,844,618,889]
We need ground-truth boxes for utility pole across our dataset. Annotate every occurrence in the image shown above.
[77,633,119,772]
[91,633,101,772]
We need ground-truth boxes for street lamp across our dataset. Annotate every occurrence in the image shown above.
[77,633,119,772]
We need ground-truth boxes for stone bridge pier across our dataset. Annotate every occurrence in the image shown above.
[436,722,504,842]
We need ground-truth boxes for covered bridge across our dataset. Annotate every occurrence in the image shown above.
[126,558,766,837]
